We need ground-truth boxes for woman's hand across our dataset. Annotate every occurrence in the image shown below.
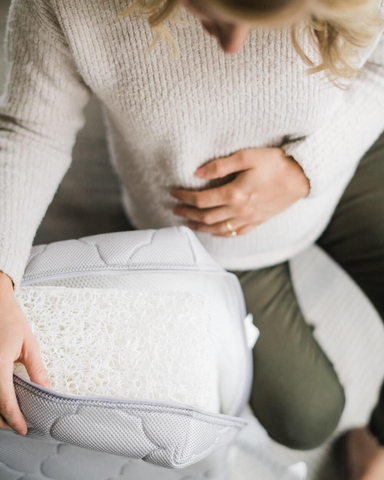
[0,271,52,435]
[170,147,310,236]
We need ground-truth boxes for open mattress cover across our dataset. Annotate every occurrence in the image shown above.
[9,226,257,471]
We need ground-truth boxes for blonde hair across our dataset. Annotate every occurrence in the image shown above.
[119,0,384,85]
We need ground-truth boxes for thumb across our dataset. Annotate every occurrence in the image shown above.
[195,151,251,179]
[22,343,53,390]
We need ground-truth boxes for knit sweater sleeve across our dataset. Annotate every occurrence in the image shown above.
[281,13,384,199]
[0,0,92,292]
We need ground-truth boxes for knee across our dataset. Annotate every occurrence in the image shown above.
[251,381,346,450]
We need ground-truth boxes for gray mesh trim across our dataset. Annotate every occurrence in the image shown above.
[14,376,247,469]
[22,227,222,283]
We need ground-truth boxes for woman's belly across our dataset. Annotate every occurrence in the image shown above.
[119,166,356,270]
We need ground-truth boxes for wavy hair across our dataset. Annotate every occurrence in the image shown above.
[118,0,384,85]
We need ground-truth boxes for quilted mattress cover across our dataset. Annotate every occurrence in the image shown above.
[1,226,255,479]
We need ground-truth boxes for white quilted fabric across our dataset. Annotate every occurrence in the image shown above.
[13,287,220,413]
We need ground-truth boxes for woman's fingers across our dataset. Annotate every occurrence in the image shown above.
[22,337,52,390]
[0,415,12,430]
[170,182,245,209]
[195,151,252,179]
[172,200,263,236]
[233,222,262,236]
[173,205,234,225]
[0,361,27,435]
[0,335,51,436]
[188,218,260,237]
[0,283,50,436]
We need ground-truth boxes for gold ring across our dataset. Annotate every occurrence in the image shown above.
[225,220,238,236]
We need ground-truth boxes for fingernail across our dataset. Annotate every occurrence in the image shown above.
[42,378,53,389]
[195,167,206,177]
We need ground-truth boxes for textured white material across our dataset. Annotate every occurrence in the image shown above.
[13,286,220,413]
[1,0,384,290]
[21,268,252,418]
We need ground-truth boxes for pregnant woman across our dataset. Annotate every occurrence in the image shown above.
[0,0,384,477]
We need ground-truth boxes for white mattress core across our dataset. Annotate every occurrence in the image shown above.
[13,286,220,413]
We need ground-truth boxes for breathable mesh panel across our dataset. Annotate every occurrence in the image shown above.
[14,376,246,469]
[23,228,222,284]
[0,428,231,480]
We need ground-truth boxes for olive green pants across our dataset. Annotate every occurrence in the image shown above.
[228,129,384,451]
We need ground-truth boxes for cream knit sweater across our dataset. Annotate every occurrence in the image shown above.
[1,0,384,291]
